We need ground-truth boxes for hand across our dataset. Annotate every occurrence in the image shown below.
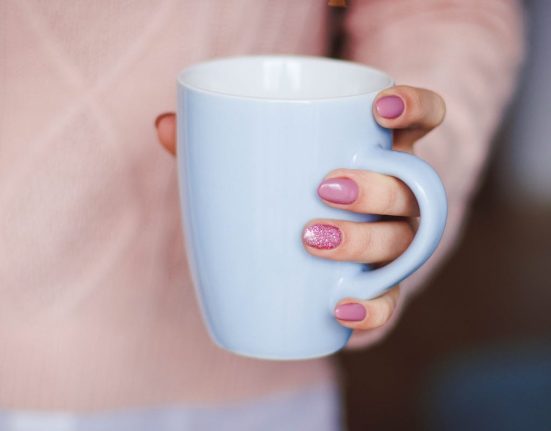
[155,85,445,339]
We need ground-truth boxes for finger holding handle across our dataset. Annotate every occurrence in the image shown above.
[328,147,448,308]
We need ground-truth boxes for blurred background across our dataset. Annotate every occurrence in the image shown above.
[337,1,551,429]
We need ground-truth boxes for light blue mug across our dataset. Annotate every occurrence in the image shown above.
[177,55,447,360]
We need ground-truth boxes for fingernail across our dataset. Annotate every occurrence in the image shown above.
[335,302,366,322]
[375,95,404,119]
[302,224,342,249]
[317,177,358,204]
[154,112,172,128]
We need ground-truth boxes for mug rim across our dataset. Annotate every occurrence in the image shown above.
[177,54,394,102]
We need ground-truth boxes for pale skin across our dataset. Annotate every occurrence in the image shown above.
[155,85,445,337]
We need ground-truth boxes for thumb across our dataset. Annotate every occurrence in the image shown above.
[155,112,177,156]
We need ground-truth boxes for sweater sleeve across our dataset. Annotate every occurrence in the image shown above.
[341,0,526,350]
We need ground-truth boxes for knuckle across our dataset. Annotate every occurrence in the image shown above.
[410,89,424,109]
[360,224,376,255]
[403,88,424,119]
[367,306,392,329]
[373,297,396,327]
[343,238,363,262]
[402,87,445,129]
[387,286,400,308]
[343,224,374,262]
[364,289,399,329]
[343,290,400,330]
[380,180,399,214]
[397,222,415,251]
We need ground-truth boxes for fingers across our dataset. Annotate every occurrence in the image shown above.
[155,112,177,156]
[313,86,444,332]
[373,85,446,150]
[318,169,419,217]
[334,285,400,330]
[302,219,414,264]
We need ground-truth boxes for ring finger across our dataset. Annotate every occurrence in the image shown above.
[302,218,414,264]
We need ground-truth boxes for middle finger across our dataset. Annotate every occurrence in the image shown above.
[318,168,419,217]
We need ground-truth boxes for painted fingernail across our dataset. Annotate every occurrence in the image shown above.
[302,224,342,249]
[335,303,366,321]
[375,95,405,119]
[317,177,358,204]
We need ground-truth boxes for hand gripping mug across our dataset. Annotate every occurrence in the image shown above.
[176,55,447,360]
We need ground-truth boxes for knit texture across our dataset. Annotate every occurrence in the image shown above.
[0,0,524,410]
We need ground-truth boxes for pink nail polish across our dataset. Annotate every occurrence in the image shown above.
[302,224,342,249]
[334,303,366,321]
[375,95,404,119]
[317,177,358,204]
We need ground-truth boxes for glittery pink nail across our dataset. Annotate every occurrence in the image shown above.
[302,224,342,249]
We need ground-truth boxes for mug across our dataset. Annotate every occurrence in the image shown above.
[176,55,447,360]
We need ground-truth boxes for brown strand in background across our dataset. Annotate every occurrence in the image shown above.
[328,0,347,8]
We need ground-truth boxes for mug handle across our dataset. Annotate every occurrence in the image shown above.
[329,147,448,305]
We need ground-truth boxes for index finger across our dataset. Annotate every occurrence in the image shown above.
[373,85,446,147]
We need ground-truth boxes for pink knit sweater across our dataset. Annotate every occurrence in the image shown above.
[0,0,524,410]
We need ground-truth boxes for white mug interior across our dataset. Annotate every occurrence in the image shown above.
[178,55,393,100]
